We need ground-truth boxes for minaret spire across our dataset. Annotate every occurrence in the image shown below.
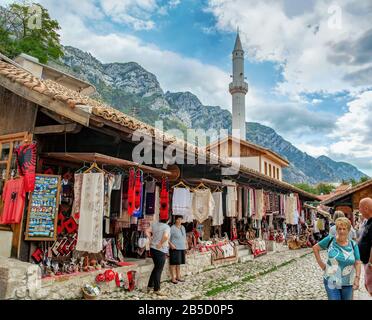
[229,29,248,140]
[233,28,243,52]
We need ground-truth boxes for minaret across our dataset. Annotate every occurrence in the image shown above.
[229,29,248,140]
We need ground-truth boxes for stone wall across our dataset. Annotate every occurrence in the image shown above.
[0,250,214,300]
[0,257,40,299]
[2,245,292,300]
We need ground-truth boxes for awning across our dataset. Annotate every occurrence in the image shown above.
[304,203,331,219]
[40,152,176,178]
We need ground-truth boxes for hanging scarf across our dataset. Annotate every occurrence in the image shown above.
[14,142,37,192]
[145,180,156,215]
[127,168,135,216]
[133,170,143,218]
[159,177,169,221]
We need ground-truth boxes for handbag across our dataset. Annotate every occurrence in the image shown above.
[137,231,147,249]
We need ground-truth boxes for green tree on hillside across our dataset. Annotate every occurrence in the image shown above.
[316,183,335,195]
[0,2,63,63]
[359,176,369,183]
[293,183,317,194]
[294,182,335,195]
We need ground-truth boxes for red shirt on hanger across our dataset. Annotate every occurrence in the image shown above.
[0,176,26,224]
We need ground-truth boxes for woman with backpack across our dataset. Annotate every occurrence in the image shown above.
[312,217,362,300]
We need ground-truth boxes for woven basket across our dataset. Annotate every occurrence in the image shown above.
[82,287,98,300]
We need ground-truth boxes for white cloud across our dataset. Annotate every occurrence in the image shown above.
[40,8,230,108]
[99,0,157,30]
[206,0,372,98]
[329,90,372,158]
[294,143,329,158]
[311,98,322,104]
[99,0,181,30]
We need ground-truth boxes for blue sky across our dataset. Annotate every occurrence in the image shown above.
[1,0,372,177]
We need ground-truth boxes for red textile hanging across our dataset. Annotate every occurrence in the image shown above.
[14,142,37,192]
[0,177,26,224]
[159,177,169,221]
[134,169,142,210]
[296,193,302,215]
[127,168,135,216]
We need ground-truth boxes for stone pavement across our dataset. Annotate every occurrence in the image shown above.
[98,248,371,300]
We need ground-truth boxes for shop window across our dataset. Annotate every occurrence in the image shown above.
[0,132,32,229]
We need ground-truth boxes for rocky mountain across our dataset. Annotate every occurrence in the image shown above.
[50,46,368,184]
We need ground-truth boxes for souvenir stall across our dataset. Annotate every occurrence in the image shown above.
[0,144,177,284]
[303,202,331,242]
[170,178,238,265]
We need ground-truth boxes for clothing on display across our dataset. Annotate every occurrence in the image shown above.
[172,187,192,217]
[145,180,156,215]
[112,174,122,190]
[159,177,169,221]
[127,168,135,216]
[317,218,325,231]
[224,180,237,217]
[243,188,249,219]
[0,176,25,224]
[237,187,243,220]
[71,173,83,223]
[76,172,104,253]
[104,173,115,234]
[133,170,143,218]
[192,188,215,223]
[211,191,224,226]
[254,189,264,220]
[153,185,160,223]
[285,195,297,225]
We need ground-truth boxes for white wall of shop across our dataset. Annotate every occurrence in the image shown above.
[229,156,260,172]
[261,156,283,180]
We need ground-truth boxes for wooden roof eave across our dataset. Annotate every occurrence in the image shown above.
[40,152,175,178]
[0,74,90,126]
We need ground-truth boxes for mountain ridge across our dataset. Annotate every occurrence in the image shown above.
[48,46,368,184]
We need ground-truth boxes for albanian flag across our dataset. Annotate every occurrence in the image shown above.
[14,142,37,192]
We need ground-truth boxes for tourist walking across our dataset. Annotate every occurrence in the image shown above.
[169,215,188,284]
[329,211,357,240]
[313,217,361,300]
[358,198,372,296]
[145,219,171,296]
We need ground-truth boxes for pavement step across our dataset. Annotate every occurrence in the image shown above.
[236,245,250,252]
[238,255,253,263]
[237,249,251,256]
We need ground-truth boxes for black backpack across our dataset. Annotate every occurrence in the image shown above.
[327,236,356,251]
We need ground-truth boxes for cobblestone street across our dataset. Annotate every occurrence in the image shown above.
[99,248,371,300]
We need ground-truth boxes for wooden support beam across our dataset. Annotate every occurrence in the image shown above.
[39,108,70,124]
[0,76,90,126]
[88,123,130,142]
[34,123,82,135]
[40,152,174,178]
